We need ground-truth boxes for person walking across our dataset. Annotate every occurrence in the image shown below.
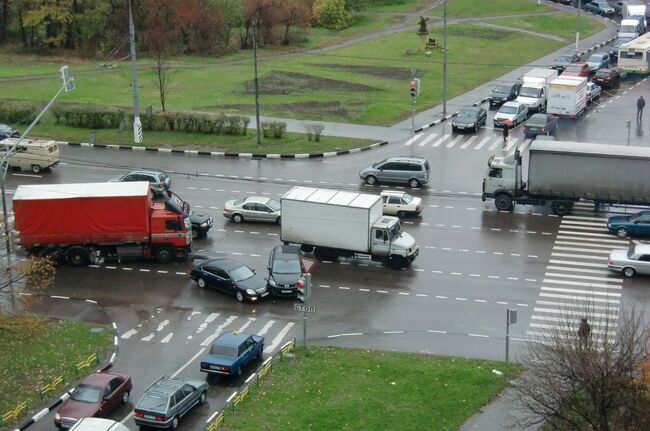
[637,95,645,120]
[578,317,591,349]
[502,123,509,144]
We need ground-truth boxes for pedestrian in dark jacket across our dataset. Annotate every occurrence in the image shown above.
[638,96,645,120]
[578,317,591,349]
[502,123,509,143]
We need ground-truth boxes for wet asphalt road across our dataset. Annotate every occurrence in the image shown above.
[9,48,650,431]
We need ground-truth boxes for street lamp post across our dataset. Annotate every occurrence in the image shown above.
[442,0,448,117]
[575,0,582,51]
[1,66,74,267]
[128,0,142,144]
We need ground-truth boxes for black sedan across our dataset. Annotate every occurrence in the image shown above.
[191,258,269,302]
[592,68,620,88]
[488,83,520,108]
[190,211,213,239]
[552,53,580,71]
[0,124,20,141]
[267,245,304,297]
[523,114,557,139]
[451,106,487,133]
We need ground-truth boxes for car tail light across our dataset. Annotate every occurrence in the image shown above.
[221,366,229,372]
[540,127,545,133]
[133,411,144,418]
[201,362,208,368]
[605,77,611,80]
[156,416,167,422]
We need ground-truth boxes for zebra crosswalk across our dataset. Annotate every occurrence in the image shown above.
[120,310,296,355]
[404,131,521,151]
[526,215,626,343]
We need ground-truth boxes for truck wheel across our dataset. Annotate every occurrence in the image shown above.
[408,178,420,188]
[232,213,244,223]
[623,267,635,278]
[617,227,629,238]
[154,246,176,263]
[66,246,89,266]
[494,194,513,211]
[31,164,42,174]
[388,255,405,270]
[551,200,574,216]
[365,175,377,185]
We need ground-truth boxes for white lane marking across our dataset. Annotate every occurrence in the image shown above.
[403,135,421,146]
[200,315,238,346]
[473,136,491,150]
[417,133,438,147]
[156,320,170,332]
[171,347,206,379]
[160,333,173,343]
[544,272,623,283]
[237,317,256,333]
[550,252,606,261]
[546,265,613,275]
[539,292,620,304]
[488,138,502,151]
[432,134,451,147]
[257,320,276,336]
[548,259,608,268]
[264,322,295,354]
[542,279,621,290]
[120,329,138,339]
[445,135,464,148]
[141,333,155,341]
[460,135,477,149]
[541,286,621,297]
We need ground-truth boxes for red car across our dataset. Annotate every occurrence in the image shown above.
[562,62,591,77]
[54,371,133,430]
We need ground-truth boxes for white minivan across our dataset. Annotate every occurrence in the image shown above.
[0,138,60,173]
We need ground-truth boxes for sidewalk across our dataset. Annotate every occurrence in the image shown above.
[459,387,542,431]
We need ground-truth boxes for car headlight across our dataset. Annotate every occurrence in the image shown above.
[200,222,207,227]
[269,278,277,287]
[246,289,256,295]
[55,413,61,421]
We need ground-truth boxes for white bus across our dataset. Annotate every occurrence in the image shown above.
[618,32,650,75]
[0,138,60,173]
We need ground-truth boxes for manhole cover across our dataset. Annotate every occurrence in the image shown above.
[90,326,105,333]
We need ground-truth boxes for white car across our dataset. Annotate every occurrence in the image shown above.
[493,101,528,127]
[380,191,423,218]
[223,196,281,224]
[586,82,601,103]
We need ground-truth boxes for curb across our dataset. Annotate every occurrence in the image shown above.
[15,295,120,431]
[413,34,617,134]
[60,140,389,159]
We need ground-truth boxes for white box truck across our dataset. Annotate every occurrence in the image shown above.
[547,76,587,119]
[280,186,419,269]
[516,68,558,113]
[482,140,650,215]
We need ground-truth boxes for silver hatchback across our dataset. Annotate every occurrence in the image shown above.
[607,244,650,277]
[359,156,430,188]
[223,196,281,224]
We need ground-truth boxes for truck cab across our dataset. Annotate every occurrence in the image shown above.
[370,216,418,268]
[482,153,518,210]
[149,202,192,262]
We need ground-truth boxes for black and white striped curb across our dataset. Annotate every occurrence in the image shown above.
[60,140,389,159]
[15,295,119,431]
[319,328,532,344]
[415,97,489,133]
[577,36,616,57]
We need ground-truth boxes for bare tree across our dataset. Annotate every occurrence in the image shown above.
[0,254,56,312]
[512,305,650,431]
[154,47,174,113]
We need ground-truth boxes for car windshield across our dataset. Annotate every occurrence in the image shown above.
[589,54,605,62]
[565,65,583,73]
[493,85,511,93]
[233,198,246,206]
[457,109,476,118]
[519,87,541,97]
[402,193,414,204]
[498,106,517,114]
[267,199,281,211]
[71,385,101,403]
[272,258,301,274]
[527,116,546,127]
[138,395,168,412]
[230,264,255,282]
[210,344,238,357]
[620,25,637,33]
[388,220,402,240]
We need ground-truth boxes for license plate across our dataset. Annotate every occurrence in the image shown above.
[144,415,156,420]
[457,125,465,129]
[282,290,292,293]
[210,365,220,370]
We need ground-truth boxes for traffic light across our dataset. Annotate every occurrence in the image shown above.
[409,79,420,97]
[296,273,311,303]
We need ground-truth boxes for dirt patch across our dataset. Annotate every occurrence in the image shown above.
[243,71,378,95]
[203,100,367,120]
[446,26,512,40]
[315,64,420,80]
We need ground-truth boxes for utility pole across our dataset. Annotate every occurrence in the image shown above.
[128,0,142,144]
[253,26,261,145]
[505,309,517,363]
[1,66,75,267]
[442,0,448,117]
[575,0,582,51]
[627,120,632,146]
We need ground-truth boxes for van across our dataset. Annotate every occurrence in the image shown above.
[68,418,129,431]
[0,138,60,173]
[359,156,431,188]
[618,18,643,39]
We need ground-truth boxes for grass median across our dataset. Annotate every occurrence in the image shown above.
[0,315,113,425]
[223,346,521,431]
[430,0,553,17]
[487,13,606,40]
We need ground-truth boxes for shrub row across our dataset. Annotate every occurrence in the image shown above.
[261,121,287,139]
[51,104,124,129]
[132,111,252,136]
[0,100,40,124]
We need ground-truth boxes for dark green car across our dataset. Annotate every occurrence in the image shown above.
[607,211,650,238]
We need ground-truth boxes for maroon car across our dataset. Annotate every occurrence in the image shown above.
[54,371,133,429]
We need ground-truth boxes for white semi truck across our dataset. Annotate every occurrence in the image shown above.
[280,186,419,269]
[515,68,558,113]
[482,141,650,215]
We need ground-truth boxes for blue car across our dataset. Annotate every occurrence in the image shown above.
[607,211,650,238]
[200,331,264,377]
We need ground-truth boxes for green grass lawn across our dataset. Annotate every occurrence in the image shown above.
[0,24,564,126]
[7,117,374,153]
[361,0,433,13]
[430,0,553,17]
[0,316,113,421]
[488,13,605,40]
[223,346,521,431]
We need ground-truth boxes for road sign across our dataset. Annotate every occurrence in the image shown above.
[294,303,316,313]
[301,256,316,273]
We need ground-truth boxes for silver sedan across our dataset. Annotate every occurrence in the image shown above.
[607,244,650,277]
[223,196,281,224]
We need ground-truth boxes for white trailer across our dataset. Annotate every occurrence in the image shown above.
[516,68,558,112]
[280,186,419,269]
[547,76,587,119]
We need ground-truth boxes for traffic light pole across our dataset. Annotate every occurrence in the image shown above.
[303,273,311,348]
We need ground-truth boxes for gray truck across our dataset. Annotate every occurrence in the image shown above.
[482,140,650,215]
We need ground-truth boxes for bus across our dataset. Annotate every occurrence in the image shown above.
[617,32,650,75]
[0,138,60,173]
